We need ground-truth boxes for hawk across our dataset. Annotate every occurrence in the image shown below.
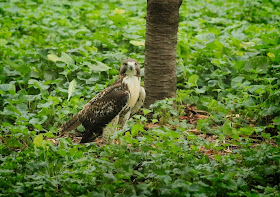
[59,58,146,143]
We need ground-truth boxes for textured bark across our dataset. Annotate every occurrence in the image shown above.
[144,0,182,107]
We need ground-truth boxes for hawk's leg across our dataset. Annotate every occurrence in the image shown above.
[102,115,119,144]
[114,111,131,145]
[118,111,131,130]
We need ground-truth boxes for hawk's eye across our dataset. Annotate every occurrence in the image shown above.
[124,63,128,66]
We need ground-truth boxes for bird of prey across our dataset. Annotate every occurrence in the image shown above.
[59,58,146,143]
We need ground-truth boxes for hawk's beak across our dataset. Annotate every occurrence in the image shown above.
[127,62,135,71]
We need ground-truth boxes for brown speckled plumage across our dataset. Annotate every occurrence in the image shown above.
[59,58,145,143]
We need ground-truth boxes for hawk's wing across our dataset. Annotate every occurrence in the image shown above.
[80,84,130,143]
[59,83,130,143]
[130,86,146,116]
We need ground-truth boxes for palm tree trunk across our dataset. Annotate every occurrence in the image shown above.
[144,0,182,107]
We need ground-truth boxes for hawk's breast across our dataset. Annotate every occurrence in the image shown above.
[123,76,141,108]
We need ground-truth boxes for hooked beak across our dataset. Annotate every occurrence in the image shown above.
[127,62,135,71]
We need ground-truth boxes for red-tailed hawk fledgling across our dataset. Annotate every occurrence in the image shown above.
[59,58,145,143]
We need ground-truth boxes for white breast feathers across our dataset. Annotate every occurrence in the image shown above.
[123,76,141,108]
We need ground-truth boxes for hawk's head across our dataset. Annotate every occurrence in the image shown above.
[120,58,140,77]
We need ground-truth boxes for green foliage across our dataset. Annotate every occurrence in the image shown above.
[177,0,280,127]
[0,0,280,196]
[150,98,178,124]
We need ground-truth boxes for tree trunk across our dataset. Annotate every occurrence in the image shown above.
[144,0,182,108]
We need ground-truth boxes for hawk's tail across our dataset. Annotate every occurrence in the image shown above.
[59,114,81,135]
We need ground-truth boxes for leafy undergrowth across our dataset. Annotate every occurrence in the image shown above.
[1,103,280,196]
[1,0,280,196]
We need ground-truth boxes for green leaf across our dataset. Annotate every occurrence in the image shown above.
[195,86,206,94]
[172,179,187,189]
[67,79,77,101]
[47,53,61,63]
[60,52,75,65]
[114,8,125,14]
[261,104,279,116]
[221,120,233,135]
[188,74,199,87]
[208,80,218,87]
[238,127,254,136]
[244,56,268,73]
[197,119,209,131]
[223,179,237,190]
[28,79,50,90]
[155,175,172,185]
[231,76,244,89]
[142,108,152,115]
[29,115,48,125]
[195,33,215,44]
[47,52,74,65]
[33,134,43,146]
[0,84,15,94]
[131,124,144,137]
[3,59,19,69]
[85,61,111,72]
[0,39,8,46]
[272,116,280,125]
[130,40,145,46]
[33,134,47,149]
[37,101,53,108]
[103,172,116,181]
[231,29,246,40]
[249,85,266,95]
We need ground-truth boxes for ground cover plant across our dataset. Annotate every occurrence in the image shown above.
[0,0,280,196]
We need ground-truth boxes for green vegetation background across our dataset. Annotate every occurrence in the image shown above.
[0,0,279,196]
